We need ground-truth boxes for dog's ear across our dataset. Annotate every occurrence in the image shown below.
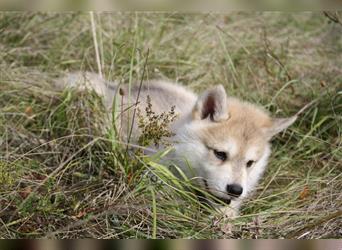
[265,116,297,139]
[264,101,315,139]
[192,85,229,122]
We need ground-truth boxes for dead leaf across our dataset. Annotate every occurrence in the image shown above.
[320,80,327,87]
[75,210,86,219]
[19,186,32,199]
[299,186,310,200]
[25,106,33,116]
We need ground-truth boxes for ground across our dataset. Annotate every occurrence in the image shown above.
[0,12,341,239]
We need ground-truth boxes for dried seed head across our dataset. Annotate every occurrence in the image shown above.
[137,95,178,148]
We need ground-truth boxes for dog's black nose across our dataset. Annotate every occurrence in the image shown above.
[226,184,243,197]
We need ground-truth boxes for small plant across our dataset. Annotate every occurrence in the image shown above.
[137,95,177,148]
[0,161,15,189]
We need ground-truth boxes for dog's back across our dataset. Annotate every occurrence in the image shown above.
[56,72,197,142]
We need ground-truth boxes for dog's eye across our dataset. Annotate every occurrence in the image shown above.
[246,160,255,168]
[213,150,227,161]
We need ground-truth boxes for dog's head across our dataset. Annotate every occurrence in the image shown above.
[174,85,297,207]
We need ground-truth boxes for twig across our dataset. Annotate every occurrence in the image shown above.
[323,11,342,26]
[126,48,150,152]
[90,11,103,79]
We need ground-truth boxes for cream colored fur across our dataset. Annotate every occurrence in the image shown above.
[57,72,297,216]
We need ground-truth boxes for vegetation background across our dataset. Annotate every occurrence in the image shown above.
[0,12,341,239]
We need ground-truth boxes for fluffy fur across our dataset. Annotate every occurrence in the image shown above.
[57,72,297,216]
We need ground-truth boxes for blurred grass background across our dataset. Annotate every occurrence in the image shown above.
[0,12,341,238]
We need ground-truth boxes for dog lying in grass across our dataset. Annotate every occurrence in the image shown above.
[57,72,299,217]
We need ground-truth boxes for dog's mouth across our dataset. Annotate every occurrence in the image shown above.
[197,179,231,205]
[213,195,231,205]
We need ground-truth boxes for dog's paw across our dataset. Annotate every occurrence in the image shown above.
[212,206,239,236]
[217,206,238,218]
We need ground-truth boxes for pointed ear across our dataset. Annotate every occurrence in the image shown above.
[265,101,316,139]
[192,85,229,122]
[266,115,297,139]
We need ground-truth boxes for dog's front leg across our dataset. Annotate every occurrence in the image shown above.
[217,205,239,218]
[213,203,240,235]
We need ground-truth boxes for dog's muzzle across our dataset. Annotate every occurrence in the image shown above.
[196,179,231,205]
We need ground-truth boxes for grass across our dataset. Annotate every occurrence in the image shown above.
[0,12,341,239]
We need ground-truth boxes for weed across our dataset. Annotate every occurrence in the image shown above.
[137,95,177,148]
